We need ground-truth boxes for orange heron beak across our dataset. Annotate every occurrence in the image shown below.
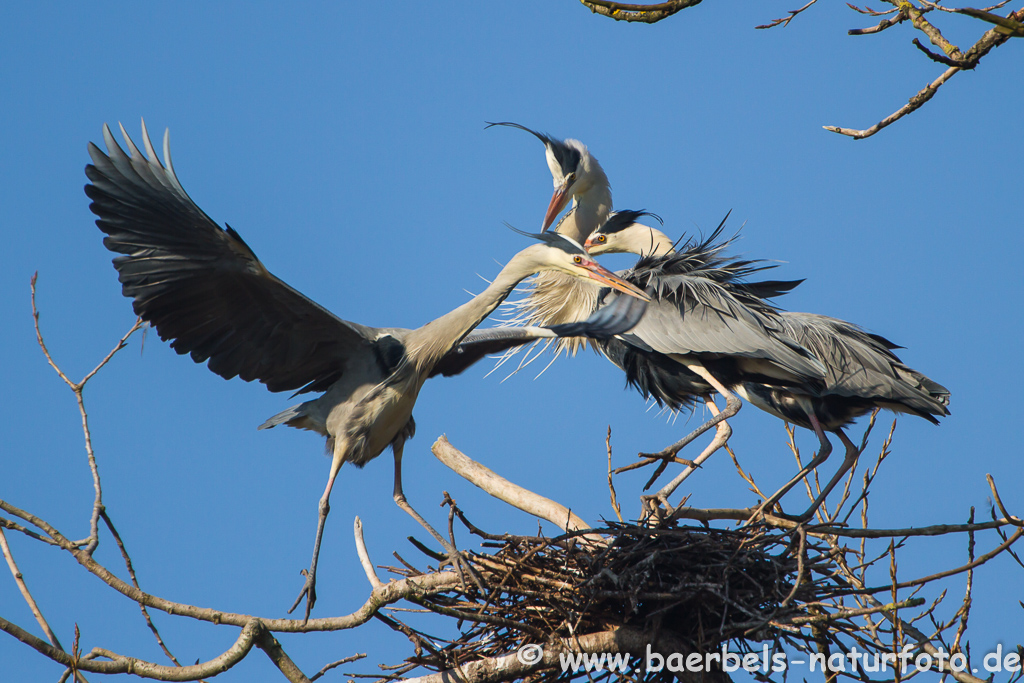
[576,258,650,301]
[541,175,575,232]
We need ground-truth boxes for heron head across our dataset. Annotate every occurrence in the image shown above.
[484,122,605,233]
[520,232,650,301]
[585,210,668,257]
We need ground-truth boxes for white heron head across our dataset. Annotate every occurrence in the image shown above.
[585,210,671,257]
[512,230,650,301]
[485,122,610,233]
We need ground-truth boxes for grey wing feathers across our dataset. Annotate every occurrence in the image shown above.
[86,122,376,395]
[629,281,826,381]
[430,292,648,379]
[780,312,950,418]
[544,291,648,339]
[429,327,554,378]
[619,219,825,381]
[432,290,648,378]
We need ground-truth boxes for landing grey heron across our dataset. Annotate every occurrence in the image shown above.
[85,122,650,620]
[585,218,950,520]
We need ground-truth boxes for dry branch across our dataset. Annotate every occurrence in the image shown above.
[575,0,1024,138]
[827,4,1024,139]
[579,0,703,23]
[432,436,593,534]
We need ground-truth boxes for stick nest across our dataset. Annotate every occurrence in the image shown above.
[390,521,808,679]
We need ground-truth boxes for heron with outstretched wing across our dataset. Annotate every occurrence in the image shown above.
[86,122,650,620]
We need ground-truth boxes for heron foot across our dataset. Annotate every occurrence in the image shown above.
[634,450,700,489]
[637,448,696,466]
[288,566,317,624]
[639,493,671,525]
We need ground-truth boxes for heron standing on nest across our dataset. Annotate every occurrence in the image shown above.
[585,217,950,520]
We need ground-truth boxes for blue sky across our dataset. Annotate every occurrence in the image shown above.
[2,2,1022,680]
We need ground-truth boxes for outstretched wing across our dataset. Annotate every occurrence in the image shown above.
[86,121,378,395]
[542,292,648,339]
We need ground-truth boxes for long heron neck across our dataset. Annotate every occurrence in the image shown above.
[556,182,612,243]
[406,255,545,372]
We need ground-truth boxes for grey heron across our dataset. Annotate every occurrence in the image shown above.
[585,217,950,520]
[486,122,630,356]
[551,211,828,506]
[486,127,780,463]
[489,125,835,504]
[85,122,651,620]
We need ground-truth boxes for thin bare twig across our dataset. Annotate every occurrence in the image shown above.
[100,510,191,673]
[0,527,65,650]
[828,6,1024,139]
[756,0,821,29]
[310,654,367,682]
[605,426,623,523]
[31,273,143,556]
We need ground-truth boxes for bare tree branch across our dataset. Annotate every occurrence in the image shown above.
[100,510,189,671]
[431,435,593,535]
[576,0,1024,137]
[578,0,703,23]
[2,616,263,680]
[827,5,1023,139]
[757,0,822,29]
[31,273,143,555]
[0,527,65,652]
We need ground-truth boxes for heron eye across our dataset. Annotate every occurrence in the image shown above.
[573,255,583,264]
[597,235,606,243]
[566,172,577,184]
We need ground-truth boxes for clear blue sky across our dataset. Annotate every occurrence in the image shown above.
[2,2,1021,680]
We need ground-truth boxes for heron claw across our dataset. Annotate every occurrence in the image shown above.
[288,567,317,623]
[639,493,671,525]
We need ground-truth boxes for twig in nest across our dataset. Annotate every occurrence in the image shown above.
[605,426,623,523]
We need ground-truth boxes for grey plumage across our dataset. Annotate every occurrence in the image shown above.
[737,311,950,431]
[548,215,819,419]
[586,217,950,519]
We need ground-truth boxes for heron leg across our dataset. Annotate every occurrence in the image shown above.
[392,438,478,587]
[639,362,740,461]
[289,449,344,622]
[793,428,861,522]
[645,395,734,520]
[753,409,833,521]
[392,437,451,550]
